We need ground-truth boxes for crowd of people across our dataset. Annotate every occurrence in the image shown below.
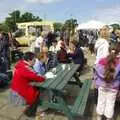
[0,25,120,120]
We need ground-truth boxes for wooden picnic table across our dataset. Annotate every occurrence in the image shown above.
[32,63,92,120]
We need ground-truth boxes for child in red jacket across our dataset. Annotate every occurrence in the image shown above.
[10,52,45,107]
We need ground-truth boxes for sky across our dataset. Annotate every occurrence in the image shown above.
[0,0,120,24]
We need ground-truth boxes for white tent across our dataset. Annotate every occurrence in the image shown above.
[77,20,105,30]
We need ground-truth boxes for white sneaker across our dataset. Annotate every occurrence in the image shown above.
[106,118,112,120]
[35,112,45,120]
[97,115,102,120]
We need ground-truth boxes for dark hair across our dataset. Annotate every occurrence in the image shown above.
[52,40,57,43]
[23,52,35,61]
[104,42,120,83]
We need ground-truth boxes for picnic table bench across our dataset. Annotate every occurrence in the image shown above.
[32,63,92,120]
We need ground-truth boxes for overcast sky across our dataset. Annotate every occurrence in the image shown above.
[0,0,120,24]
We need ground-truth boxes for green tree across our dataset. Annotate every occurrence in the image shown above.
[5,10,42,32]
[53,22,63,32]
[0,23,9,33]
[64,18,78,35]
[10,10,21,22]
[20,12,42,22]
[110,24,120,31]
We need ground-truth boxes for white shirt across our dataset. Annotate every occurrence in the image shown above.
[35,36,43,48]
[95,38,109,64]
[49,46,58,53]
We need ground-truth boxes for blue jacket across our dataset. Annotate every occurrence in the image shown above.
[33,59,46,75]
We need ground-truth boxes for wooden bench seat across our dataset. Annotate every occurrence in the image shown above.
[71,79,92,117]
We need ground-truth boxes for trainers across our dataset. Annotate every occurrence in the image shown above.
[97,115,102,120]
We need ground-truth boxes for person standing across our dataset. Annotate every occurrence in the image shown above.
[35,33,44,54]
[95,25,110,64]
[94,42,120,120]
[0,32,10,73]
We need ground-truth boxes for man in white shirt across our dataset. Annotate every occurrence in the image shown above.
[49,40,58,54]
[35,33,44,53]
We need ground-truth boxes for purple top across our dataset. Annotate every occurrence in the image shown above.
[94,58,120,90]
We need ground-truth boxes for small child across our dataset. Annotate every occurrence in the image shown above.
[94,42,120,120]
[33,52,48,75]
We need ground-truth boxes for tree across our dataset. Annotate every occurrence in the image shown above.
[5,16,17,32]
[53,22,63,32]
[0,23,9,33]
[4,10,42,32]
[110,24,120,31]
[20,12,42,22]
[64,18,78,35]
[9,10,21,22]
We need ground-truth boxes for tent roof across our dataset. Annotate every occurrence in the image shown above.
[77,20,105,30]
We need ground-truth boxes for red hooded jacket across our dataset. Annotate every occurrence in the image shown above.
[10,60,45,105]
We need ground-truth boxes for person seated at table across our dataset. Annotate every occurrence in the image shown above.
[42,46,58,69]
[10,52,45,108]
[68,40,85,73]
[33,52,48,75]
[57,41,68,63]
[49,40,58,67]
[49,40,58,54]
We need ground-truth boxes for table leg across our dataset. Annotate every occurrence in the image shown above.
[73,73,83,87]
[40,90,74,120]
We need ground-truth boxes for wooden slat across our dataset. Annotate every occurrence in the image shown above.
[41,64,62,88]
[42,64,70,88]
[78,80,92,115]
[49,64,72,89]
[71,80,88,115]
[57,65,79,90]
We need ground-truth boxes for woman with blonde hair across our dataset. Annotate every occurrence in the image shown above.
[34,52,48,75]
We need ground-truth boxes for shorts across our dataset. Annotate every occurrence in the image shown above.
[96,86,118,118]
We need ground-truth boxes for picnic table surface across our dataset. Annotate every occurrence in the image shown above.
[32,63,92,120]
[32,63,80,91]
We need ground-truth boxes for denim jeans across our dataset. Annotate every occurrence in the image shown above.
[0,73,8,87]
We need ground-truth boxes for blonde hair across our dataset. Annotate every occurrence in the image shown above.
[70,40,78,47]
[36,52,45,60]
[42,46,48,53]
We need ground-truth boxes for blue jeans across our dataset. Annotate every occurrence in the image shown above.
[0,73,8,87]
